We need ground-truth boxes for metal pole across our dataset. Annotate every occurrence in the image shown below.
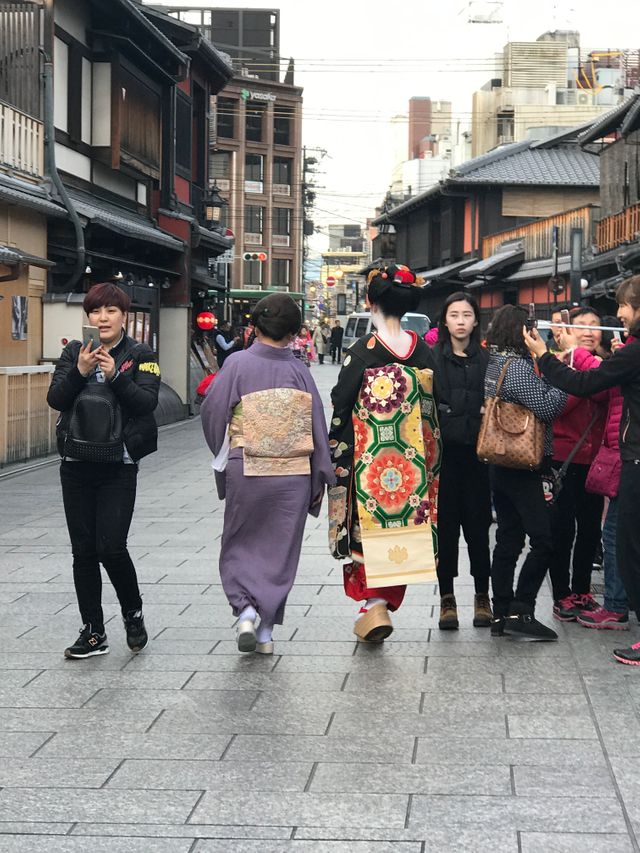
[570,228,584,305]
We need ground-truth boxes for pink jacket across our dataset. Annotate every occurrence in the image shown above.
[571,348,624,453]
[552,347,607,465]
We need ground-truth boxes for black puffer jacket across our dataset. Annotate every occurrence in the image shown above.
[47,334,160,462]
[426,339,489,446]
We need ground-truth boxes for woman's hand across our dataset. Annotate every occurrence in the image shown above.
[96,348,116,380]
[611,337,625,353]
[556,326,579,353]
[77,341,101,377]
[523,325,547,359]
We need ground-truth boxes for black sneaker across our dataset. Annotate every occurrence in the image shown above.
[503,613,558,642]
[64,625,109,659]
[123,609,148,653]
[490,616,505,637]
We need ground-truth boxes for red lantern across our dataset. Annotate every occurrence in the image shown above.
[196,311,216,330]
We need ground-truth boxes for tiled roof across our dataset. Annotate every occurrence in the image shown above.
[0,175,66,218]
[450,141,599,186]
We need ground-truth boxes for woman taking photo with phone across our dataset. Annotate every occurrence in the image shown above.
[47,283,160,659]
[485,305,566,641]
[426,292,492,630]
[524,275,640,665]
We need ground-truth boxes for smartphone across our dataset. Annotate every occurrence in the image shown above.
[525,302,537,331]
[82,326,101,349]
[613,330,622,342]
[560,309,570,326]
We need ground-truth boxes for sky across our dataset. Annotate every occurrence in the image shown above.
[148,0,640,259]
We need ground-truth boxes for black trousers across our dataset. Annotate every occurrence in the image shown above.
[436,446,491,596]
[330,344,341,364]
[617,461,640,614]
[60,462,142,631]
[490,465,553,617]
[548,462,604,600]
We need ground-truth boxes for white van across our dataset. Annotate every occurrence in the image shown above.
[342,311,431,353]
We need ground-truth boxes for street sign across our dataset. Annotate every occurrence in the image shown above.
[211,249,233,265]
[326,276,335,286]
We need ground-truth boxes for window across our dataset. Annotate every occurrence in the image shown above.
[273,208,291,236]
[245,153,264,192]
[216,98,236,139]
[244,205,264,241]
[273,157,292,193]
[272,259,290,286]
[245,103,265,142]
[355,318,369,337]
[175,92,192,173]
[244,259,263,286]
[210,151,231,181]
[273,106,293,146]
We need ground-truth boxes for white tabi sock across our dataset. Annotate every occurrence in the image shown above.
[238,605,257,624]
[256,620,274,644]
[363,597,387,612]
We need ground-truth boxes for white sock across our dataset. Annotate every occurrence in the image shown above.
[238,605,257,624]
[363,597,387,611]
[256,620,274,644]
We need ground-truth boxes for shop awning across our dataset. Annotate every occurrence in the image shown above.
[417,259,475,281]
[192,264,225,290]
[229,288,305,301]
[0,245,54,268]
[193,224,233,253]
[67,190,185,252]
[505,255,572,282]
[460,245,524,279]
[0,175,66,219]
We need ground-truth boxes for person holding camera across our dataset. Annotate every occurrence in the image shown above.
[47,283,160,659]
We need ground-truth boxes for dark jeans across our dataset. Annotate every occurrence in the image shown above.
[318,353,325,364]
[548,462,604,600]
[437,446,491,596]
[602,497,628,614]
[490,465,553,617]
[60,462,142,632]
[617,461,640,614]
[330,344,341,364]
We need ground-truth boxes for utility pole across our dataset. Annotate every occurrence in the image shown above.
[300,147,326,322]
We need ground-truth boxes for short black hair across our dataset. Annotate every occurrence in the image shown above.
[599,315,623,354]
[486,305,528,356]
[571,306,600,323]
[251,293,301,341]
[438,291,481,346]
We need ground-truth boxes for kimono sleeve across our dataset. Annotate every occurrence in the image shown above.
[329,350,366,449]
[200,357,240,456]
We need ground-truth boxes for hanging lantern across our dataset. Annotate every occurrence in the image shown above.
[196,311,217,330]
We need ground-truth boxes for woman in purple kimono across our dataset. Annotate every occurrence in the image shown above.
[201,293,334,654]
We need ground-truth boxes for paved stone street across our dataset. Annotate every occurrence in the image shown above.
[0,362,639,852]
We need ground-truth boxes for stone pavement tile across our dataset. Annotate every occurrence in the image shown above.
[190,791,409,829]
[0,758,120,788]
[309,761,511,795]
[184,672,347,693]
[519,832,634,852]
[32,670,191,690]
[0,707,160,733]
[225,734,415,764]
[71,823,293,840]
[148,639,219,654]
[415,737,607,767]
[255,691,421,716]
[124,653,276,672]
[503,672,584,693]
[173,604,309,627]
[513,765,618,798]
[107,759,312,791]
[211,641,357,657]
[291,827,519,850]
[197,843,422,852]
[507,713,598,739]
[0,685,101,708]
[596,712,640,757]
[425,656,575,676]
[0,836,194,852]
[154,704,332,736]
[0,732,55,758]
[344,670,505,694]
[329,709,508,739]
[420,693,587,715]
[408,795,626,833]
[83,687,259,713]
[608,758,640,821]
[0,823,74,836]
[274,655,425,673]
[155,627,239,642]
[0,670,41,687]
[37,730,232,760]
[0,788,202,823]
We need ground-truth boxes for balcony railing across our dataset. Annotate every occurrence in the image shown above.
[0,101,43,177]
[595,203,640,254]
[482,205,596,261]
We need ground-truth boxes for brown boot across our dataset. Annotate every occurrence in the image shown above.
[438,594,459,630]
[473,593,493,627]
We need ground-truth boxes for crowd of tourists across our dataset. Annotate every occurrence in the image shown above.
[46,269,640,667]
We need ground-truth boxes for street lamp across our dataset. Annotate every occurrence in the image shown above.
[203,181,228,231]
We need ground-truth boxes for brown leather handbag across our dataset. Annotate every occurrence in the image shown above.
[477,359,544,470]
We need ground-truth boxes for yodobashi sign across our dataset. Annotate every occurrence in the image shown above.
[241,88,276,102]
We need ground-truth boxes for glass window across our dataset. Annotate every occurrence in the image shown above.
[273,107,293,146]
[273,208,291,236]
[210,150,231,181]
[216,98,235,139]
[244,259,263,286]
[272,259,290,286]
[273,157,292,187]
[245,153,263,182]
[244,205,264,235]
[355,318,370,337]
[345,318,356,337]
[175,92,192,173]
[245,104,265,142]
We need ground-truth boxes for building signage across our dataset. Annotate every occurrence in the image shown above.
[240,88,276,102]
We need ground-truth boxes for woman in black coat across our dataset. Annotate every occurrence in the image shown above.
[426,292,492,630]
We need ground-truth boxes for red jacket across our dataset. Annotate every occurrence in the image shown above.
[552,348,607,465]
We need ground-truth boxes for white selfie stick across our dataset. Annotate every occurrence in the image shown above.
[537,320,624,333]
